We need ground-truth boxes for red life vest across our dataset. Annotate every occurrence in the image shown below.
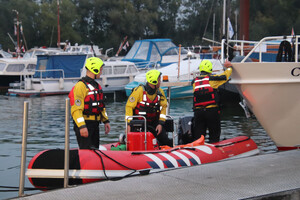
[193,76,216,108]
[69,79,105,116]
[134,86,161,123]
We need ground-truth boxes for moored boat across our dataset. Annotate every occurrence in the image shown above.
[227,35,300,151]
[125,59,225,99]
[7,54,140,98]
[121,38,192,69]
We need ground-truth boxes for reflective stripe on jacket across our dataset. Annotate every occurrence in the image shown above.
[134,87,161,123]
[82,80,105,116]
[193,76,217,108]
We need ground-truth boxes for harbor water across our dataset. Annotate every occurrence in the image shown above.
[0,94,277,200]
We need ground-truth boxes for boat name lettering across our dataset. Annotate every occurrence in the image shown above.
[291,67,300,76]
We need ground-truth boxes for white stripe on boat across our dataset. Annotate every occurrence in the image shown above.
[171,151,191,166]
[180,150,201,165]
[26,169,136,179]
[144,154,165,169]
[99,145,107,150]
[194,146,213,154]
[159,153,179,168]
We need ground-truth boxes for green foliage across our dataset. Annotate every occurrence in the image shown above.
[0,0,300,53]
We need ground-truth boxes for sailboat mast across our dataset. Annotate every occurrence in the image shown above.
[12,10,20,55]
[222,0,226,37]
[57,0,61,47]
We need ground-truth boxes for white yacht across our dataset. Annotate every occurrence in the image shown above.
[8,54,140,98]
[226,35,300,150]
[0,47,61,89]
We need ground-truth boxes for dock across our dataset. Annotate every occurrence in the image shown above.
[13,150,300,200]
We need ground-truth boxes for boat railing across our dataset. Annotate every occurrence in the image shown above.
[12,69,66,89]
[221,35,300,63]
[134,61,160,69]
[32,69,65,79]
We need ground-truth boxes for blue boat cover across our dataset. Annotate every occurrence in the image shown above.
[122,38,183,68]
[34,54,87,78]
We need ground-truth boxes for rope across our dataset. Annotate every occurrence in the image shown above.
[93,149,138,180]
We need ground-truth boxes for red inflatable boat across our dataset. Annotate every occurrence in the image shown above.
[26,133,259,190]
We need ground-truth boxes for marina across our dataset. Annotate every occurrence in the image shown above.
[0,1,299,199]
[0,95,277,200]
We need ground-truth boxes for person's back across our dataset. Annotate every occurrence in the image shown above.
[192,60,232,143]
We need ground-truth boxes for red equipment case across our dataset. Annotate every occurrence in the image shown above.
[127,132,158,151]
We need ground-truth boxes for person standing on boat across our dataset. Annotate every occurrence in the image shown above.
[125,69,173,147]
[192,59,232,143]
[69,57,111,149]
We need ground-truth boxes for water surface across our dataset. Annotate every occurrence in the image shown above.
[0,95,277,199]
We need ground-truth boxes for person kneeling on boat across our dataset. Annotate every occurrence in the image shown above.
[69,57,111,149]
[192,59,232,143]
[125,69,173,147]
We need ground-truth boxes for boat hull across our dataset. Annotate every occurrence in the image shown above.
[26,136,258,189]
[230,62,300,150]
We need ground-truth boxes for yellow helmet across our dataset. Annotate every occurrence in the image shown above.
[146,70,162,85]
[199,60,213,73]
[85,57,104,75]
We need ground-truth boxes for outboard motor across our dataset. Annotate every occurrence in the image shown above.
[177,116,194,145]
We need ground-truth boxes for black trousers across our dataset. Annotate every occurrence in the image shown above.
[74,120,100,149]
[147,124,173,147]
[193,107,221,143]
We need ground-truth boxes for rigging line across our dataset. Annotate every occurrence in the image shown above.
[202,0,216,39]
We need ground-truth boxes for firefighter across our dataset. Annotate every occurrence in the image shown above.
[125,69,173,147]
[69,57,110,149]
[192,59,232,143]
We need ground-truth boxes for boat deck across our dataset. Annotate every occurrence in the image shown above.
[14,150,300,200]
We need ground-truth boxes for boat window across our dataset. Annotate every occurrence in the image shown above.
[134,42,149,60]
[33,50,46,56]
[37,59,47,70]
[156,41,176,54]
[113,65,127,74]
[102,66,112,75]
[27,64,36,72]
[127,65,138,73]
[23,51,33,59]
[150,47,161,62]
[124,41,141,59]
[6,64,25,72]
[0,63,6,71]
[164,47,178,56]
[1,51,12,58]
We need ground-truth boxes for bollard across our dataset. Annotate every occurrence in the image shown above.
[64,98,70,188]
[19,101,28,197]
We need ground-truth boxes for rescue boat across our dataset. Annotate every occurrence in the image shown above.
[26,133,259,190]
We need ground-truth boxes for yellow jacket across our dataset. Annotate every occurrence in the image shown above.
[125,85,167,124]
[70,79,109,128]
